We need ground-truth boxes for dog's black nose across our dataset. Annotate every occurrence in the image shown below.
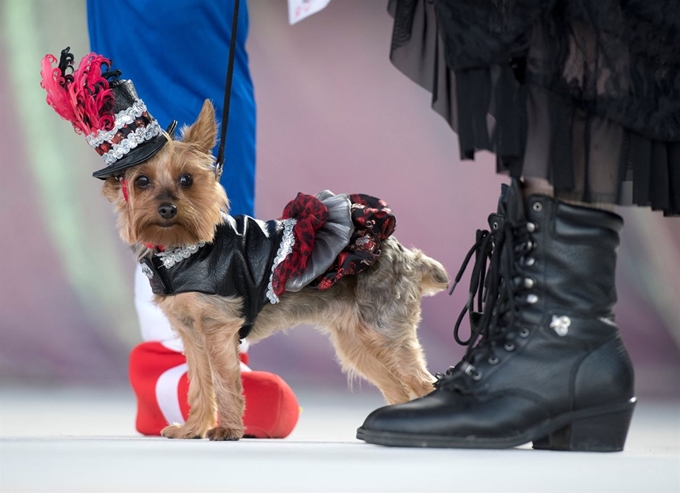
[158,203,177,219]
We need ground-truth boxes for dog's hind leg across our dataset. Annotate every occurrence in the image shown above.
[359,300,436,400]
[377,331,436,400]
[354,307,435,401]
[345,243,440,402]
[328,324,413,405]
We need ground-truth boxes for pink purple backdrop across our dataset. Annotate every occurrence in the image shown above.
[1,0,678,397]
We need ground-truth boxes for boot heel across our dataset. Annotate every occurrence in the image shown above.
[533,401,636,452]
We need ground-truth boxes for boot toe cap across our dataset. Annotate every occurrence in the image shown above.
[360,390,552,439]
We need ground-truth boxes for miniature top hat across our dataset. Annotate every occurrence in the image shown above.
[40,47,173,179]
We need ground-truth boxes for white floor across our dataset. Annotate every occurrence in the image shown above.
[1,386,678,493]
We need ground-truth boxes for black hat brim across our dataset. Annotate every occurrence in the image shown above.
[92,134,169,180]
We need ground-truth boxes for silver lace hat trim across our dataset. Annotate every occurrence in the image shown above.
[99,120,162,165]
[86,100,149,147]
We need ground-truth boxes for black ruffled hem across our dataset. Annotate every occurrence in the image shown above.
[388,0,680,216]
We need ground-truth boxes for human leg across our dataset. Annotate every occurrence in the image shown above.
[358,0,678,450]
[357,179,636,450]
[87,1,299,437]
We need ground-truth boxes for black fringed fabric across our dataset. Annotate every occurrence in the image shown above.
[388,0,680,215]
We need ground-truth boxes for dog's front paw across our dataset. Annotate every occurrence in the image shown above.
[161,424,204,439]
[206,426,243,441]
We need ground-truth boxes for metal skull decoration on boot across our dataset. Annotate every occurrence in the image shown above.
[357,179,636,452]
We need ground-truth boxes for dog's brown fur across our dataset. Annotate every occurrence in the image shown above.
[103,100,449,440]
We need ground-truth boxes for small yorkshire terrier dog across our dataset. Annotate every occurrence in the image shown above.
[101,100,449,440]
[40,46,448,440]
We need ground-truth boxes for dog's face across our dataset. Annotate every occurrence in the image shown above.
[102,100,229,248]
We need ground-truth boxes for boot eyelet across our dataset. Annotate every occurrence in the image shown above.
[527,222,537,232]
[472,370,483,381]
[532,202,543,212]
[488,356,500,365]
[527,294,539,304]
[519,328,530,338]
[524,277,535,289]
[492,221,499,230]
[504,342,515,352]
[524,257,536,267]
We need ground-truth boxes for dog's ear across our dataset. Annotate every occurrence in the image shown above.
[102,176,122,203]
[182,99,217,154]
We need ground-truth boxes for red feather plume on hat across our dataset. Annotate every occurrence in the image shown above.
[40,47,116,135]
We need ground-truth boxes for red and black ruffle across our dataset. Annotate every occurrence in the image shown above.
[271,193,396,296]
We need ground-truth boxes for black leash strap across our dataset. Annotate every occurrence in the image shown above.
[215,0,240,181]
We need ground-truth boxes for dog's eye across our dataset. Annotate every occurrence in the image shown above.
[135,176,150,188]
[179,174,193,187]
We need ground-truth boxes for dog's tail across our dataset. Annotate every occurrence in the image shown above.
[412,249,449,296]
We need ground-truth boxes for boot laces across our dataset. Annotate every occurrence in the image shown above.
[435,209,536,392]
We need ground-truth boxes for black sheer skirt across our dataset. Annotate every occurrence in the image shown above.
[388,0,680,215]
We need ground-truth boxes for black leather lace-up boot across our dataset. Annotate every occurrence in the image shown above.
[357,179,636,451]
